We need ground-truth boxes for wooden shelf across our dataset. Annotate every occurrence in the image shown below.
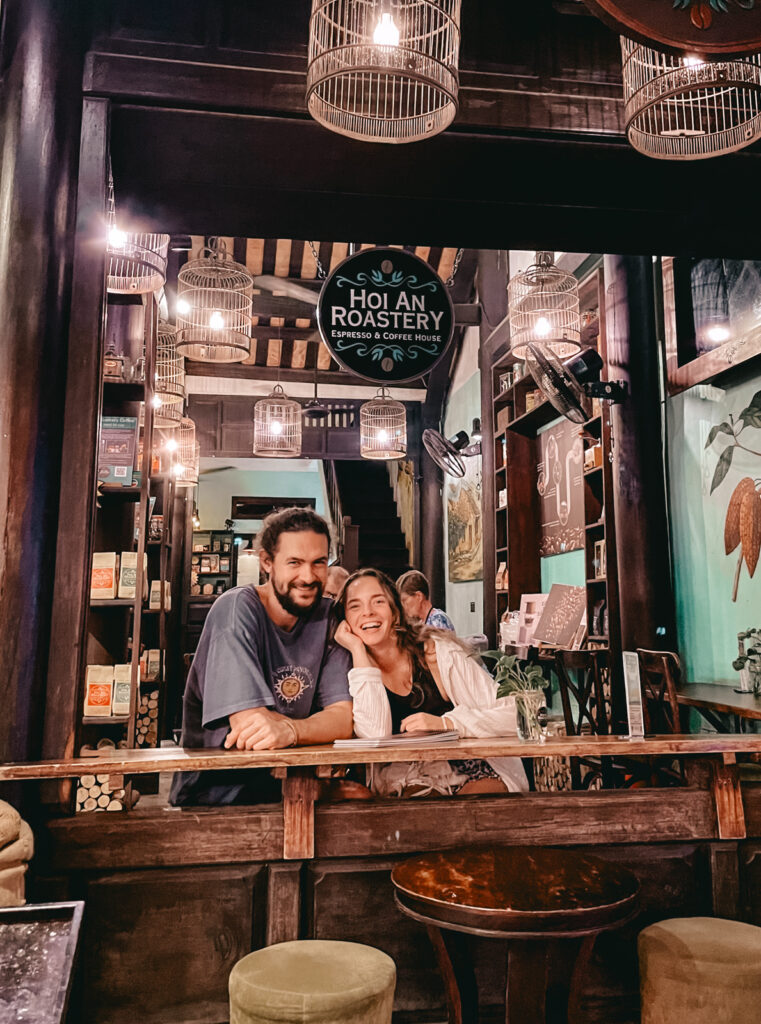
[587,635,609,642]
[81,715,130,725]
[505,400,558,437]
[585,519,605,531]
[587,577,607,584]
[147,540,171,548]
[188,594,220,603]
[90,599,136,608]
[584,465,603,478]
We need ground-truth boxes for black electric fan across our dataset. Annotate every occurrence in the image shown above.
[525,344,627,425]
[422,428,481,479]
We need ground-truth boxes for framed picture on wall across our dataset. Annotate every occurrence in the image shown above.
[662,256,761,395]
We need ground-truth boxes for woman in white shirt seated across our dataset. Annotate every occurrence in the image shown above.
[334,568,528,797]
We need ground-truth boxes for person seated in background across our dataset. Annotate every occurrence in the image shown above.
[335,568,528,798]
[170,507,353,806]
[324,563,350,600]
[396,569,455,632]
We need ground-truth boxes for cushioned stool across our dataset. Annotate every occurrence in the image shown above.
[639,917,761,1024]
[229,939,396,1024]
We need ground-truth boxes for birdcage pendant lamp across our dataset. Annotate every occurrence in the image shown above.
[306,0,462,143]
[176,241,253,363]
[620,38,761,161]
[174,440,200,489]
[152,321,185,430]
[360,389,407,460]
[253,385,302,458]
[508,251,581,362]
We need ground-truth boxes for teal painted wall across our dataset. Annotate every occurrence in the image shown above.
[668,376,761,685]
[443,366,484,637]
[198,462,327,532]
[541,549,586,591]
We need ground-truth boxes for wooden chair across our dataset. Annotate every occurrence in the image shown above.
[636,649,683,735]
[555,649,615,789]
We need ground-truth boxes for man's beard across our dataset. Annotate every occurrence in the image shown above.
[272,576,322,617]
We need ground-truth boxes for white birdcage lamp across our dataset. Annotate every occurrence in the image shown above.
[507,251,581,362]
[174,440,200,489]
[176,241,253,363]
[152,321,185,430]
[253,385,302,458]
[620,37,761,160]
[360,389,407,460]
[306,0,462,144]
[105,175,170,295]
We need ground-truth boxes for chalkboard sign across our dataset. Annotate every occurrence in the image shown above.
[317,247,454,384]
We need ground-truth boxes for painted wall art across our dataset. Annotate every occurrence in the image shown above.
[447,456,483,582]
[537,419,585,557]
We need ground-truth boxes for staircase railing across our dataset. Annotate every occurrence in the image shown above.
[323,461,359,570]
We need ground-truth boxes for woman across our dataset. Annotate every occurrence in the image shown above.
[335,568,528,797]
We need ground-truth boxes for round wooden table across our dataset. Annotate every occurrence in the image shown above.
[391,845,639,1024]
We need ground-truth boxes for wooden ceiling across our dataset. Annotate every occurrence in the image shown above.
[170,239,474,385]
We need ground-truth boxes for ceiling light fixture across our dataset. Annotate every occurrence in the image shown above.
[306,0,462,143]
[176,239,253,363]
[620,37,761,160]
[253,385,303,458]
[360,389,407,460]
[508,252,581,361]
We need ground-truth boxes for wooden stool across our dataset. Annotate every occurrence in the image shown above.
[391,845,639,1024]
[228,939,396,1024]
[639,917,761,1024]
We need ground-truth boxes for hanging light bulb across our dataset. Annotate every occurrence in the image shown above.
[360,389,407,460]
[176,297,191,315]
[307,0,462,143]
[253,385,302,457]
[176,240,253,363]
[373,12,399,47]
[108,226,127,250]
[208,310,225,331]
[164,437,178,452]
[508,251,581,361]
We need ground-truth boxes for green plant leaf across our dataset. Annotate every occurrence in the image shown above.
[710,445,735,494]
[705,422,733,448]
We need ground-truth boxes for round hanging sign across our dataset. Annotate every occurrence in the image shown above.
[317,247,454,384]
[582,0,761,57]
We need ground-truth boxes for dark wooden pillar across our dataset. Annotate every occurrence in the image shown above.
[479,250,510,648]
[604,254,676,652]
[0,0,87,772]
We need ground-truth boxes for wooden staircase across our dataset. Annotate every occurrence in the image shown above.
[334,462,411,580]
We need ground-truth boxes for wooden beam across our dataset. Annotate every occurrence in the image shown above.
[712,755,746,841]
[184,363,426,389]
[282,768,319,860]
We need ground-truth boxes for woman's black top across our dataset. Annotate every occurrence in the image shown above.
[386,658,454,733]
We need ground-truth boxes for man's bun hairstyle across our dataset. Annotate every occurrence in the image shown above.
[256,506,332,558]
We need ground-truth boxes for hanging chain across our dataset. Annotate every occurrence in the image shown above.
[445,247,465,289]
[308,241,327,280]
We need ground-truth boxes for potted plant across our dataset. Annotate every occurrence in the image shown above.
[483,652,547,741]
[733,629,761,696]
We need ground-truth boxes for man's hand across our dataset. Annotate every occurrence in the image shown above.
[400,712,447,733]
[225,707,297,750]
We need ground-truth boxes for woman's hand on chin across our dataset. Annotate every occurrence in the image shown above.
[335,620,367,656]
[400,713,446,733]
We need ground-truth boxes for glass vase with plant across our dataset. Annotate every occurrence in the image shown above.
[733,629,761,696]
[483,652,547,741]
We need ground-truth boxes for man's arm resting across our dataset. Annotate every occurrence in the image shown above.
[225,702,353,750]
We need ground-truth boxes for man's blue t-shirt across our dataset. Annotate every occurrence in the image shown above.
[170,586,350,805]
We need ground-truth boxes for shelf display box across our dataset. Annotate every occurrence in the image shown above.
[90,552,118,601]
[111,664,132,715]
[84,666,114,716]
[98,415,138,487]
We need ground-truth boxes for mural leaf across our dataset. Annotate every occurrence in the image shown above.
[725,477,756,554]
[740,489,761,578]
[739,391,761,429]
[711,444,735,493]
[705,422,733,448]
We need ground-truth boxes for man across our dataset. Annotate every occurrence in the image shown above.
[396,570,455,632]
[170,507,353,805]
[324,564,350,600]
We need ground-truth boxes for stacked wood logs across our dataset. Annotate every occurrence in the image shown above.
[76,736,128,812]
[135,689,160,747]
[533,721,573,793]
[75,773,127,812]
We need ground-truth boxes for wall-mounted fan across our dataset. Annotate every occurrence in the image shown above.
[525,344,627,425]
[423,426,481,479]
